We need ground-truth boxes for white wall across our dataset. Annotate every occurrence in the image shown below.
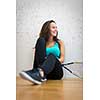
[16,0,83,78]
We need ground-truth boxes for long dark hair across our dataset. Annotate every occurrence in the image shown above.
[39,20,59,42]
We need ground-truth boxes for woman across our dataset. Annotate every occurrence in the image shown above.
[20,20,65,85]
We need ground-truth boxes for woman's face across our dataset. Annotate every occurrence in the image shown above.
[49,22,58,37]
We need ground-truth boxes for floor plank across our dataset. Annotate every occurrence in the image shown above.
[16,77,83,100]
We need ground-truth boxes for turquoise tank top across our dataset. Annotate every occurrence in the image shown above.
[46,42,60,58]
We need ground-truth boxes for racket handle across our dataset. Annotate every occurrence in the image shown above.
[61,62,83,66]
[63,66,72,73]
[61,62,74,66]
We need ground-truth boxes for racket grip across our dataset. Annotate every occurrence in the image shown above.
[61,62,74,66]
[63,66,72,73]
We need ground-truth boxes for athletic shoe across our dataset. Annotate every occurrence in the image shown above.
[19,69,42,85]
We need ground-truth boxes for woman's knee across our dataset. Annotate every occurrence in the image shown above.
[47,54,61,64]
[47,53,56,59]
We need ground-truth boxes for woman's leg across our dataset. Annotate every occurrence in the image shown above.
[33,37,46,69]
[46,58,63,80]
[38,53,63,80]
[40,53,57,75]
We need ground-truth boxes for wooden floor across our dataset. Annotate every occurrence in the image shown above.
[16,77,83,100]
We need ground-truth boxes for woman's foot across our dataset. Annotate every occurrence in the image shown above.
[19,69,47,85]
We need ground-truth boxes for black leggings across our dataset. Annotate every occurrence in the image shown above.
[33,37,63,80]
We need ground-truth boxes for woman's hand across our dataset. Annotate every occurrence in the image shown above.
[58,58,62,63]
[58,58,64,63]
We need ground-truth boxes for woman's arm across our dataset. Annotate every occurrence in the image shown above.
[58,40,65,63]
